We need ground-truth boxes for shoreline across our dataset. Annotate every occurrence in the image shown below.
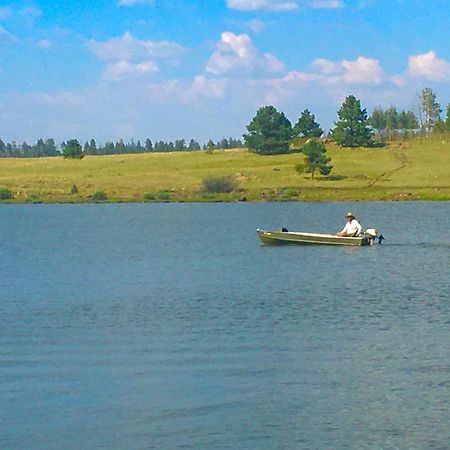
[1,194,449,205]
[1,140,449,204]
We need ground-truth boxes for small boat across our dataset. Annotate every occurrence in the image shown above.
[257,228,380,246]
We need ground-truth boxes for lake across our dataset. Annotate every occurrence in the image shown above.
[0,202,449,449]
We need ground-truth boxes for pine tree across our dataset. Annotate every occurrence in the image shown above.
[115,139,126,154]
[244,105,293,155]
[295,139,332,179]
[188,139,201,150]
[44,138,58,156]
[368,107,387,140]
[0,139,5,157]
[293,109,323,138]
[331,95,373,147]
[144,138,153,152]
[385,106,398,140]
[174,139,186,151]
[62,139,84,159]
[89,139,98,155]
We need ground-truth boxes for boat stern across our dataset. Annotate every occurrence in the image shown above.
[363,228,378,245]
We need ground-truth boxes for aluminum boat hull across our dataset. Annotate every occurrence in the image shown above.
[257,229,374,246]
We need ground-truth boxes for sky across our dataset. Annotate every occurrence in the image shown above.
[0,0,449,144]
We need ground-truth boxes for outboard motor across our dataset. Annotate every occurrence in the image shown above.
[363,228,379,245]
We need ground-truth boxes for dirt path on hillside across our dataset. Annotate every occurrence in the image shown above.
[367,149,411,188]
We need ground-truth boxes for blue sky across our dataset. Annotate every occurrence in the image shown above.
[0,0,449,144]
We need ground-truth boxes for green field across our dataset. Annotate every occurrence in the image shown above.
[0,137,449,202]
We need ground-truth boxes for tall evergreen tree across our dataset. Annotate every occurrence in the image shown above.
[103,142,114,154]
[406,111,419,131]
[89,139,98,155]
[397,111,408,134]
[115,139,126,154]
[62,139,84,159]
[144,138,153,152]
[44,138,58,156]
[368,107,387,139]
[293,109,323,138]
[331,95,373,147]
[244,105,293,155]
[6,142,13,156]
[35,138,46,156]
[188,139,200,150]
[219,138,229,149]
[21,142,33,157]
[397,111,419,136]
[174,139,186,151]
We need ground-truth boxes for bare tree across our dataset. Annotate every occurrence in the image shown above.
[419,88,441,137]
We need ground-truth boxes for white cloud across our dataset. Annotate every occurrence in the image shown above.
[390,74,406,87]
[118,0,155,6]
[206,32,284,77]
[310,56,384,84]
[102,60,159,81]
[86,32,185,62]
[391,51,450,86]
[227,0,342,10]
[0,25,17,42]
[406,51,450,82]
[188,75,229,99]
[227,0,298,11]
[141,76,231,104]
[259,56,385,107]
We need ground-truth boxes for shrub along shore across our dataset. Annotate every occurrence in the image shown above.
[0,138,449,203]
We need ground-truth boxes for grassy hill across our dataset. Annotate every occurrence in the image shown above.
[0,137,449,202]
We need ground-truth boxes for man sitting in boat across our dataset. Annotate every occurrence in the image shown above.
[336,212,362,237]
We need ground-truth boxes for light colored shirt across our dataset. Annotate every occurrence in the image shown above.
[341,219,362,237]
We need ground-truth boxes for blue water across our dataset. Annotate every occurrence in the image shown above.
[1,202,449,449]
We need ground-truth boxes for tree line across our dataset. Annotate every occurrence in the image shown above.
[1,87,448,159]
[244,87,450,155]
[0,138,60,158]
[82,137,244,155]
[0,136,244,158]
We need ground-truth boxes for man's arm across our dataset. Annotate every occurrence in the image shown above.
[337,224,349,236]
